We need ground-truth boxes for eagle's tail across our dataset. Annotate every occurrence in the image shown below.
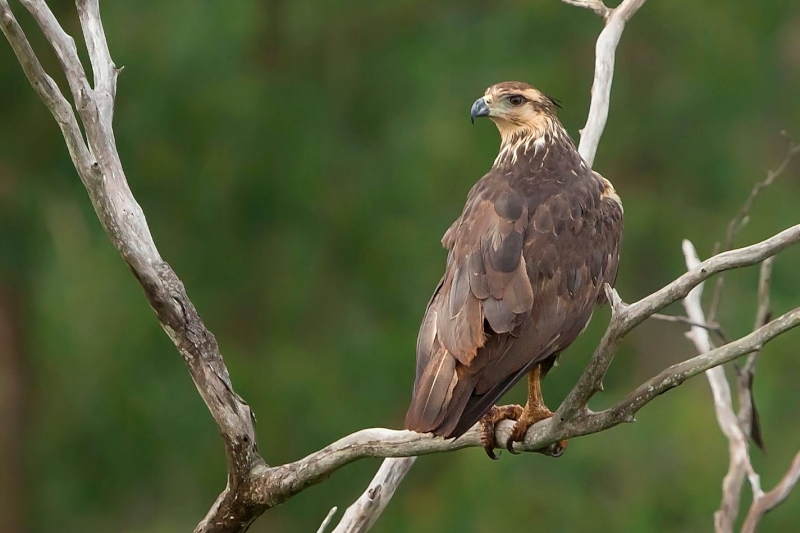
[404,345,459,434]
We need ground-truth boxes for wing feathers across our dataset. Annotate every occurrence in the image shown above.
[404,344,458,432]
[405,143,623,439]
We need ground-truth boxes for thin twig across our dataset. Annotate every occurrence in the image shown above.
[651,313,729,343]
[737,257,774,451]
[707,138,800,323]
[560,0,610,19]
[316,507,338,533]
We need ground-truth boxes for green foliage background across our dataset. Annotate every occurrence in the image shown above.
[1,1,800,531]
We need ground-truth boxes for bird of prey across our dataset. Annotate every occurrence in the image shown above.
[404,81,623,458]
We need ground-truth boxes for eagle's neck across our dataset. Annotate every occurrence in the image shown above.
[492,115,574,170]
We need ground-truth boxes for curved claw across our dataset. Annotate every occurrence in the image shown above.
[480,404,524,459]
[480,416,499,459]
[505,437,521,455]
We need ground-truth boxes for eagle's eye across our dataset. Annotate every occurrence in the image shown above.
[508,95,525,106]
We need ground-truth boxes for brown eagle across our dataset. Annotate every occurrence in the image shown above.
[404,82,623,457]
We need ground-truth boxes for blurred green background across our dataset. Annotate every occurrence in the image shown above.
[1,0,800,531]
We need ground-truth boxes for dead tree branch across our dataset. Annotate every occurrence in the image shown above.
[0,3,260,532]
[651,312,729,343]
[681,241,760,533]
[329,457,416,533]
[737,257,774,452]
[741,451,800,533]
[681,240,800,533]
[564,0,649,166]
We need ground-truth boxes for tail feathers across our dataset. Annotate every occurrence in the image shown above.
[447,362,532,438]
[404,347,459,433]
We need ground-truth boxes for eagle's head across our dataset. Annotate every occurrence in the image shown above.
[470,81,560,144]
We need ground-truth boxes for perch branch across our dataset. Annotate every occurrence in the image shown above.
[554,223,800,424]
[262,303,800,501]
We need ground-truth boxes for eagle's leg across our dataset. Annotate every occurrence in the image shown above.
[479,404,523,460]
[505,364,568,456]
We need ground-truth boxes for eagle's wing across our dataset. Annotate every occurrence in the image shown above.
[405,171,622,437]
[405,175,532,432]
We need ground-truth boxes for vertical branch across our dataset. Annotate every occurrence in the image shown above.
[76,0,120,124]
[680,240,759,533]
[563,0,649,166]
[737,257,773,450]
[329,458,417,533]
[1,3,262,531]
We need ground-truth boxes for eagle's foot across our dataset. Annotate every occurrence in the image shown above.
[479,404,523,460]
[501,364,569,456]
[505,403,555,454]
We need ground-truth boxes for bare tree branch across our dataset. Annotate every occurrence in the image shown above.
[681,240,760,533]
[0,1,91,173]
[317,506,339,533]
[680,240,800,533]
[75,0,119,124]
[0,3,260,532]
[561,0,649,166]
[560,0,611,19]
[741,451,800,533]
[737,257,774,452]
[330,458,416,533]
[554,224,800,425]
[651,312,729,343]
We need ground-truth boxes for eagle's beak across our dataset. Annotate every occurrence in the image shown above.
[470,97,490,124]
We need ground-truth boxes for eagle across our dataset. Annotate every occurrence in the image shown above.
[404,81,623,458]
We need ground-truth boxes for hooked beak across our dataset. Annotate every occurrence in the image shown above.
[470,97,490,124]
